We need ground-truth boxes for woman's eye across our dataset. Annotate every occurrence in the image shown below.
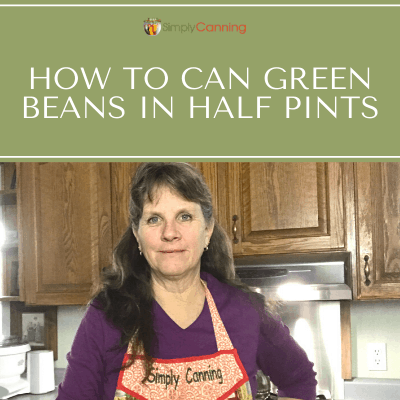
[148,216,160,224]
[180,213,192,221]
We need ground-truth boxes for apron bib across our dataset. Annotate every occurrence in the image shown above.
[114,281,253,400]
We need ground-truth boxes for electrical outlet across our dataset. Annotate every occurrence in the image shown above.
[367,343,387,371]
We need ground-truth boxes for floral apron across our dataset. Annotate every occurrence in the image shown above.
[114,281,253,400]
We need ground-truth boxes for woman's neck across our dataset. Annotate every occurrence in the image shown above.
[151,270,206,329]
[151,270,205,305]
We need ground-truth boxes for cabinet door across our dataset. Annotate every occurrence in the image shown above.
[356,163,400,299]
[189,162,219,218]
[111,162,141,249]
[217,162,346,256]
[19,163,112,305]
[110,162,219,249]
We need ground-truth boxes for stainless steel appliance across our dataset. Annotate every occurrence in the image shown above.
[235,252,352,400]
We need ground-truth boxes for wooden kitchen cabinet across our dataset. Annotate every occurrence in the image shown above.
[111,162,351,258]
[355,163,400,299]
[15,162,215,305]
[19,163,113,305]
[217,162,350,256]
[111,162,141,249]
[0,162,20,300]
[14,161,358,304]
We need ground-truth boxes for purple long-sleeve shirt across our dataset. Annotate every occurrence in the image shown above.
[57,272,317,400]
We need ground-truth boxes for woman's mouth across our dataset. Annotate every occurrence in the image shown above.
[160,250,185,253]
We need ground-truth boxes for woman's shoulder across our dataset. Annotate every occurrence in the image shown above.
[202,271,284,332]
[79,299,123,347]
[201,272,262,322]
[83,299,107,323]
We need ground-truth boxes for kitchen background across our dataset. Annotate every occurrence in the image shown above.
[1,161,400,398]
[3,298,398,379]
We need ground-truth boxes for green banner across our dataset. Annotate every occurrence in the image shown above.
[1,3,399,159]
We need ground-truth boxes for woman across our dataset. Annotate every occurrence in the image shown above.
[57,162,317,400]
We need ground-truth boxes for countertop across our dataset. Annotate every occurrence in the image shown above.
[12,369,65,400]
[344,378,400,400]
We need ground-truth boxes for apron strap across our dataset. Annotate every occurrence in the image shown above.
[202,280,234,351]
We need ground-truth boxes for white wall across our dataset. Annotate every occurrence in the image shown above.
[1,302,10,336]
[56,305,87,368]
[351,299,400,379]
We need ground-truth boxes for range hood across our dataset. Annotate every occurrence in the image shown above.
[235,252,352,301]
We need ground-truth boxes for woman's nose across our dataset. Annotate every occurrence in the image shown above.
[161,220,180,241]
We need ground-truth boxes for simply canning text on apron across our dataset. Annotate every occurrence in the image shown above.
[115,281,253,400]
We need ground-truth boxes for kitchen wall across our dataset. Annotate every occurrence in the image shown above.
[56,306,87,368]
[57,299,400,378]
[1,302,10,336]
[351,299,400,379]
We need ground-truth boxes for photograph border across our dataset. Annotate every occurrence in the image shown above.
[10,302,58,360]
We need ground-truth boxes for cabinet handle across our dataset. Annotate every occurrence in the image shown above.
[232,215,239,244]
[364,255,371,286]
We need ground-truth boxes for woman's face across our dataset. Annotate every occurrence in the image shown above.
[133,186,214,281]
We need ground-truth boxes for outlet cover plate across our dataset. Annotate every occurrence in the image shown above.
[367,343,387,371]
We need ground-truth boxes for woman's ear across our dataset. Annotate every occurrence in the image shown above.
[132,227,140,246]
[206,219,215,245]
[132,228,143,255]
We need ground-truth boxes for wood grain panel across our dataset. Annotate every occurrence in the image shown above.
[356,163,400,299]
[16,163,25,301]
[248,163,319,231]
[1,163,16,190]
[94,163,114,286]
[0,163,18,297]
[328,161,345,249]
[217,163,243,254]
[38,163,92,286]
[340,301,352,380]
[19,163,37,304]
[381,163,400,277]
[20,163,112,305]
[242,163,326,242]
[340,226,354,379]
[342,163,357,299]
[111,163,141,249]
[218,163,347,255]
[217,162,345,256]
[189,162,219,219]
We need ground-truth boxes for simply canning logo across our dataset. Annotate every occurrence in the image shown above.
[144,18,162,36]
[164,22,246,34]
[143,19,247,35]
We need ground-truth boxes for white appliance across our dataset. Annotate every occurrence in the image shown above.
[0,336,30,399]
[0,336,55,399]
[27,350,55,394]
